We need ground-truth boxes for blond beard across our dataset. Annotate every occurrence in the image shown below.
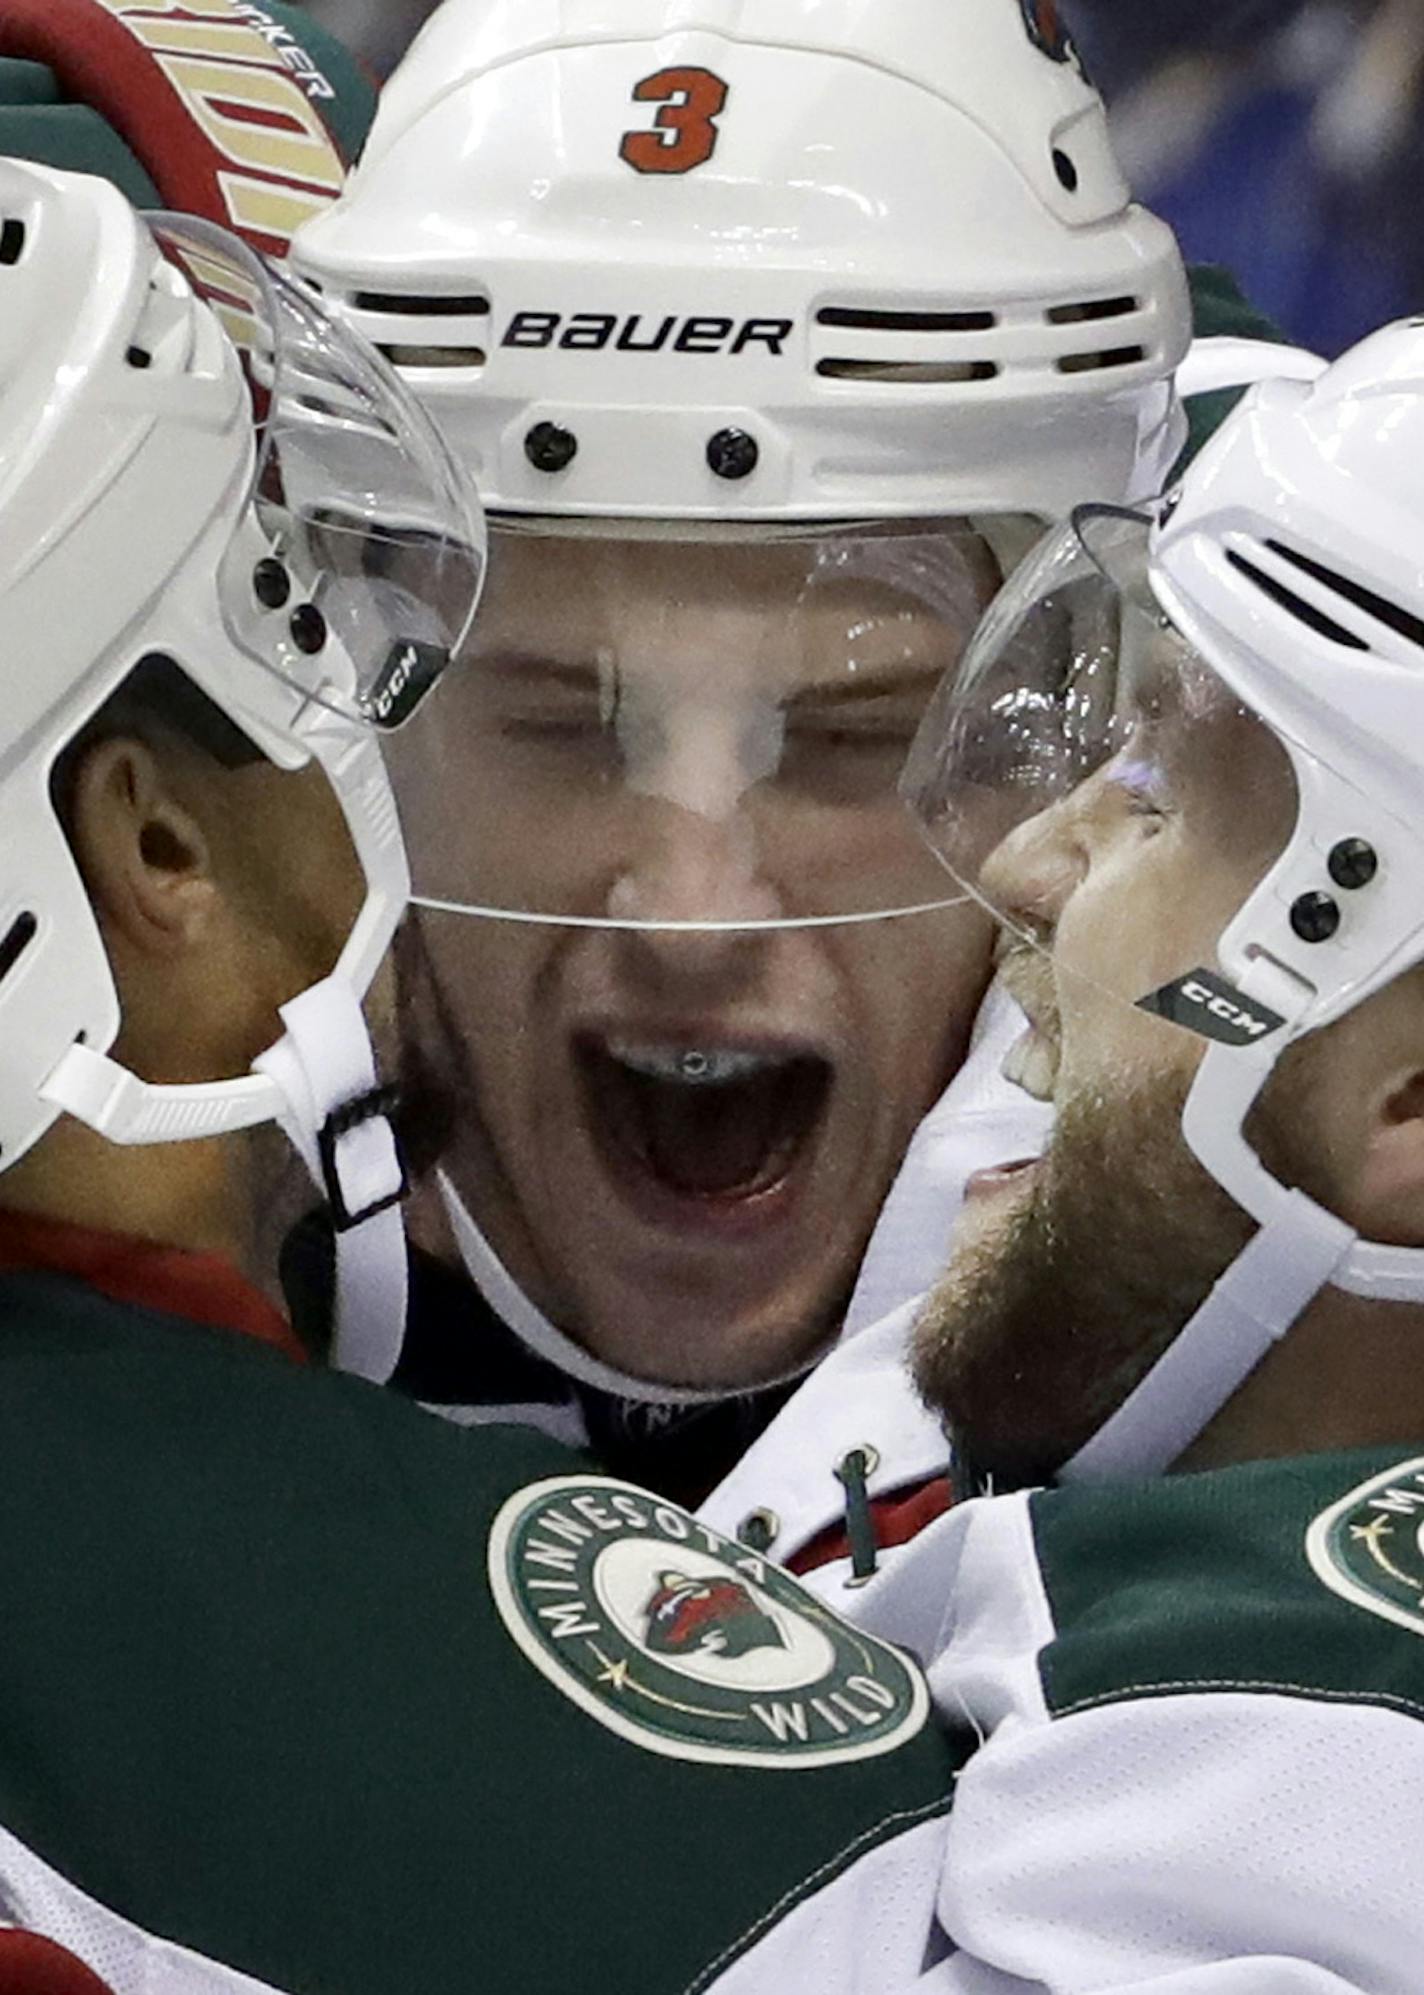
[912,1061,1261,1491]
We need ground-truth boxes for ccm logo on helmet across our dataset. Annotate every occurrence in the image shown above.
[501,313,794,356]
[1137,968,1287,1048]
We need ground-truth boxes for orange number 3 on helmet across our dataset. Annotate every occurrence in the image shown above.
[619,67,729,175]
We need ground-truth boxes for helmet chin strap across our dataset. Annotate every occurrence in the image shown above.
[437,1171,818,1407]
[1059,1186,1355,1481]
[1060,1036,1357,1482]
[41,979,408,1383]
[1060,1014,1424,1482]
[254,978,407,1383]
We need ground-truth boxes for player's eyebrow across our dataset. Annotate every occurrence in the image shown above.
[784,662,947,709]
[471,649,607,690]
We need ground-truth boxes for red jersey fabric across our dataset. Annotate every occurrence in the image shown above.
[0,1209,305,1364]
[0,1930,117,1994]
[787,1474,953,1578]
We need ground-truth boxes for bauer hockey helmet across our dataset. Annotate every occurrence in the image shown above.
[289,0,1198,937]
[295,0,1191,521]
[286,0,1196,1393]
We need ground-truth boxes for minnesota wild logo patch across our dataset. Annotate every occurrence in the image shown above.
[1306,1455,1424,1637]
[488,1476,929,1768]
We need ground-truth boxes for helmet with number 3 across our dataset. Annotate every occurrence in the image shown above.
[297,0,1187,522]
[287,0,1193,1401]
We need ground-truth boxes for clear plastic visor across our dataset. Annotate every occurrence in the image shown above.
[388,513,1036,930]
[148,213,486,731]
[900,507,1301,1038]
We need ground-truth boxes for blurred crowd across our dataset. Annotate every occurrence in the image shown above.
[300,0,1424,355]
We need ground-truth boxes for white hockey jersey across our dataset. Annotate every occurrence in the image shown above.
[714,1440,1424,1992]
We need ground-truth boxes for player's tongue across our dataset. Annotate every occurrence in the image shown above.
[581,1040,830,1199]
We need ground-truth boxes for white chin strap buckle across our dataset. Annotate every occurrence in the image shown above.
[317,1082,409,1234]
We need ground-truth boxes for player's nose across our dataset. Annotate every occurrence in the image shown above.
[980,789,1084,935]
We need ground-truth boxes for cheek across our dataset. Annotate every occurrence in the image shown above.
[1057,820,1247,1007]
[414,916,550,1095]
[1054,887,1209,1100]
[836,905,995,1090]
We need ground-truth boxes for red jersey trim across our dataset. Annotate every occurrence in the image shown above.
[0,1209,306,1364]
[787,1475,952,1577]
[0,1929,118,1993]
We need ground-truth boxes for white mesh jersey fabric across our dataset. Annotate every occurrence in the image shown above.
[749,1485,1424,1994]
[934,1692,1424,1993]
[699,1809,955,1995]
[0,1819,287,1994]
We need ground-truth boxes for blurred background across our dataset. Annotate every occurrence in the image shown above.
[298,0,1424,355]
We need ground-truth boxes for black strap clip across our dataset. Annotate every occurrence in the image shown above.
[317,1084,408,1233]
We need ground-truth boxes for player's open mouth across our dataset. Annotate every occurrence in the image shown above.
[575,1034,833,1205]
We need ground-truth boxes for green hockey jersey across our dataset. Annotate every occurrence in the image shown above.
[0,1266,955,1995]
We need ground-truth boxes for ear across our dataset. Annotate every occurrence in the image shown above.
[1355,1064,1424,1250]
[67,736,218,962]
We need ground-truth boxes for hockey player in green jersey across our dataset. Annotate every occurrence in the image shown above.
[0,156,953,1994]
[775,321,1424,1991]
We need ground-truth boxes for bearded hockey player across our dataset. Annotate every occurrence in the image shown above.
[289,0,1300,1573]
[0,156,954,1995]
[747,321,1424,1991]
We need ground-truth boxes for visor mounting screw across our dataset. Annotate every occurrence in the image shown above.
[525,422,578,474]
[253,558,291,610]
[289,603,328,655]
[707,428,759,481]
[1328,838,1378,890]
[1290,891,1341,944]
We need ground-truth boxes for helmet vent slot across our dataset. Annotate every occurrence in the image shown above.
[816,358,998,383]
[0,218,26,266]
[817,306,996,333]
[1226,550,1369,651]
[378,343,487,370]
[1047,296,1139,325]
[1057,344,1146,375]
[353,290,489,317]
[0,912,37,986]
[1266,540,1424,655]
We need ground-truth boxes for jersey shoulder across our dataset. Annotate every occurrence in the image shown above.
[0,1268,954,1995]
[1030,1445,1424,1726]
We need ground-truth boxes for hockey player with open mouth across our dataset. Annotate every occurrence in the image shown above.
[289,0,1284,1564]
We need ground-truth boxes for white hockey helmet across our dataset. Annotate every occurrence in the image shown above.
[293,0,1191,522]
[0,160,485,1370]
[286,0,1195,940]
[903,319,1424,1476]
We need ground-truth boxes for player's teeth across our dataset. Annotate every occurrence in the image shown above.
[1002,1031,1059,1102]
[606,1042,780,1085]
